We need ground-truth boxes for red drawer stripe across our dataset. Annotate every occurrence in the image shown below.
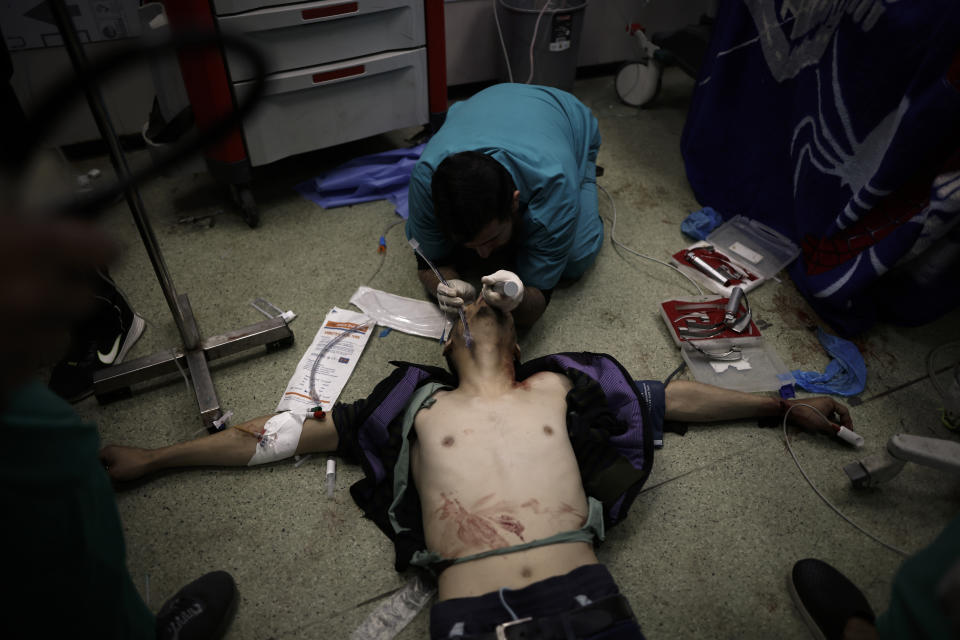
[302,2,358,20]
[312,65,365,84]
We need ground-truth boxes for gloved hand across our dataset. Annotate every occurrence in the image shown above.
[481,270,524,312]
[436,279,476,314]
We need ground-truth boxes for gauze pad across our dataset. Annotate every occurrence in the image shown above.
[248,411,306,466]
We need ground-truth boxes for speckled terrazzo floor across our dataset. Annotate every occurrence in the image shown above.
[57,68,960,639]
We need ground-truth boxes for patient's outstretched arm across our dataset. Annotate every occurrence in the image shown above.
[664,380,852,434]
[99,413,338,482]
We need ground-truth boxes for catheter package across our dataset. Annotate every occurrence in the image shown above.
[660,296,796,393]
[670,216,800,296]
[350,286,451,340]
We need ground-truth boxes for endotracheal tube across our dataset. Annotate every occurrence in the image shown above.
[408,238,473,348]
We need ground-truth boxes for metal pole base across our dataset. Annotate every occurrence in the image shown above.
[93,293,294,431]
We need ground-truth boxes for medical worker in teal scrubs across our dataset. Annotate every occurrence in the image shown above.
[405,83,602,328]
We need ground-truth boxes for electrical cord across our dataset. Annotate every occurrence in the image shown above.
[598,184,704,296]
[494,0,588,85]
[19,28,267,219]
[781,403,911,558]
[526,1,553,84]
[493,0,514,83]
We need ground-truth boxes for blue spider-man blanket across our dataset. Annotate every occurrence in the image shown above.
[681,1,960,336]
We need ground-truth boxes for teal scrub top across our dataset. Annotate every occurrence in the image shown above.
[406,83,600,291]
[0,381,155,638]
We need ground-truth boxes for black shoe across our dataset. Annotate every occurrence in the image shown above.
[49,270,145,402]
[89,270,145,368]
[156,571,237,640]
[788,559,876,640]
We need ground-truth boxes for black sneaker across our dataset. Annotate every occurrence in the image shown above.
[90,270,145,368]
[49,270,145,402]
[788,559,877,640]
[156,571,237,640]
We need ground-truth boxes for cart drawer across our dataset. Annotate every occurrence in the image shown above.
[218,0,425,81]
[235,48,428,166]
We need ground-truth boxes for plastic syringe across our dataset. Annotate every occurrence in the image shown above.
[409,238,473,347]
[491,280,521,298]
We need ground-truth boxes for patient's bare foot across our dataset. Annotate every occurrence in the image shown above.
[99,445,154,482]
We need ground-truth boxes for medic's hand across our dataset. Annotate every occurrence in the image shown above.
[481,270,525,312]
[436,279,476,314]
[785,397,853,435]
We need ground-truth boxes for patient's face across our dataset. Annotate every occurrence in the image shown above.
[446,297,516,354]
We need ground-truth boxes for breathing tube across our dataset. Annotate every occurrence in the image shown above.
[408,238,473,348]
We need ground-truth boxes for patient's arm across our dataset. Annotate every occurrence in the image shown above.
[99,413,338,483]
[664,380,852,435]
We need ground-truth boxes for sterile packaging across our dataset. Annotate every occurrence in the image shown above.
[670,215,800,296]
[679,338,796,393]
[276,307,372,413]
[350,286,451,340]
[661,296,795,393]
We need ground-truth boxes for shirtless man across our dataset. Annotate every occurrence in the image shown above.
[101,297,852,638]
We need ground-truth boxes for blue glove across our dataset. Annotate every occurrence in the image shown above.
[791,329,867,396]
[681,207,723,240]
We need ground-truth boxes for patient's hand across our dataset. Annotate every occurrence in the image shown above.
[785,397,853,434]
[99,445,153,482]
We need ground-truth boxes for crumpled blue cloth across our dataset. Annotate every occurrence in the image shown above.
[680,206,723,240]
[295,144,425,219]
[791,329,867,396]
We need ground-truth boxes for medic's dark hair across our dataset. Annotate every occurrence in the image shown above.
[431,151,516,244]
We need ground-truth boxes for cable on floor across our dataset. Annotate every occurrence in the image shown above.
[597,184,704,296]
[782,403,910,558]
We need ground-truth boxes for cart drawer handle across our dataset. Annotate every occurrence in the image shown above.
[312,65,365,84]
[302,2,358,21]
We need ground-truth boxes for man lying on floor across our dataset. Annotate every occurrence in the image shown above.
[101,296,852,639]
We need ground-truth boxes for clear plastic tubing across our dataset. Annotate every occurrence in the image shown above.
[408,238,473,347]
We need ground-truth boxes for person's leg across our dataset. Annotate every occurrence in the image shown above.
[789,558,877,640]
[156,571,238,640]
[563,122,604,282]
[790,515,960,640]
[100,412,338,482]
[875,514,960,639]
[49,269,146,402]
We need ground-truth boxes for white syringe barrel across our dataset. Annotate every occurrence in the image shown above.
[494,281,520,298]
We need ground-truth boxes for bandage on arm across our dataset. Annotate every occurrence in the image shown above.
[144,414,339,471]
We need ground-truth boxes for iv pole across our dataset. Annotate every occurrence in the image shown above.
[49,0,294,431]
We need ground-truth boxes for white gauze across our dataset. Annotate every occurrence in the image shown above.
[247,411,307,466]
